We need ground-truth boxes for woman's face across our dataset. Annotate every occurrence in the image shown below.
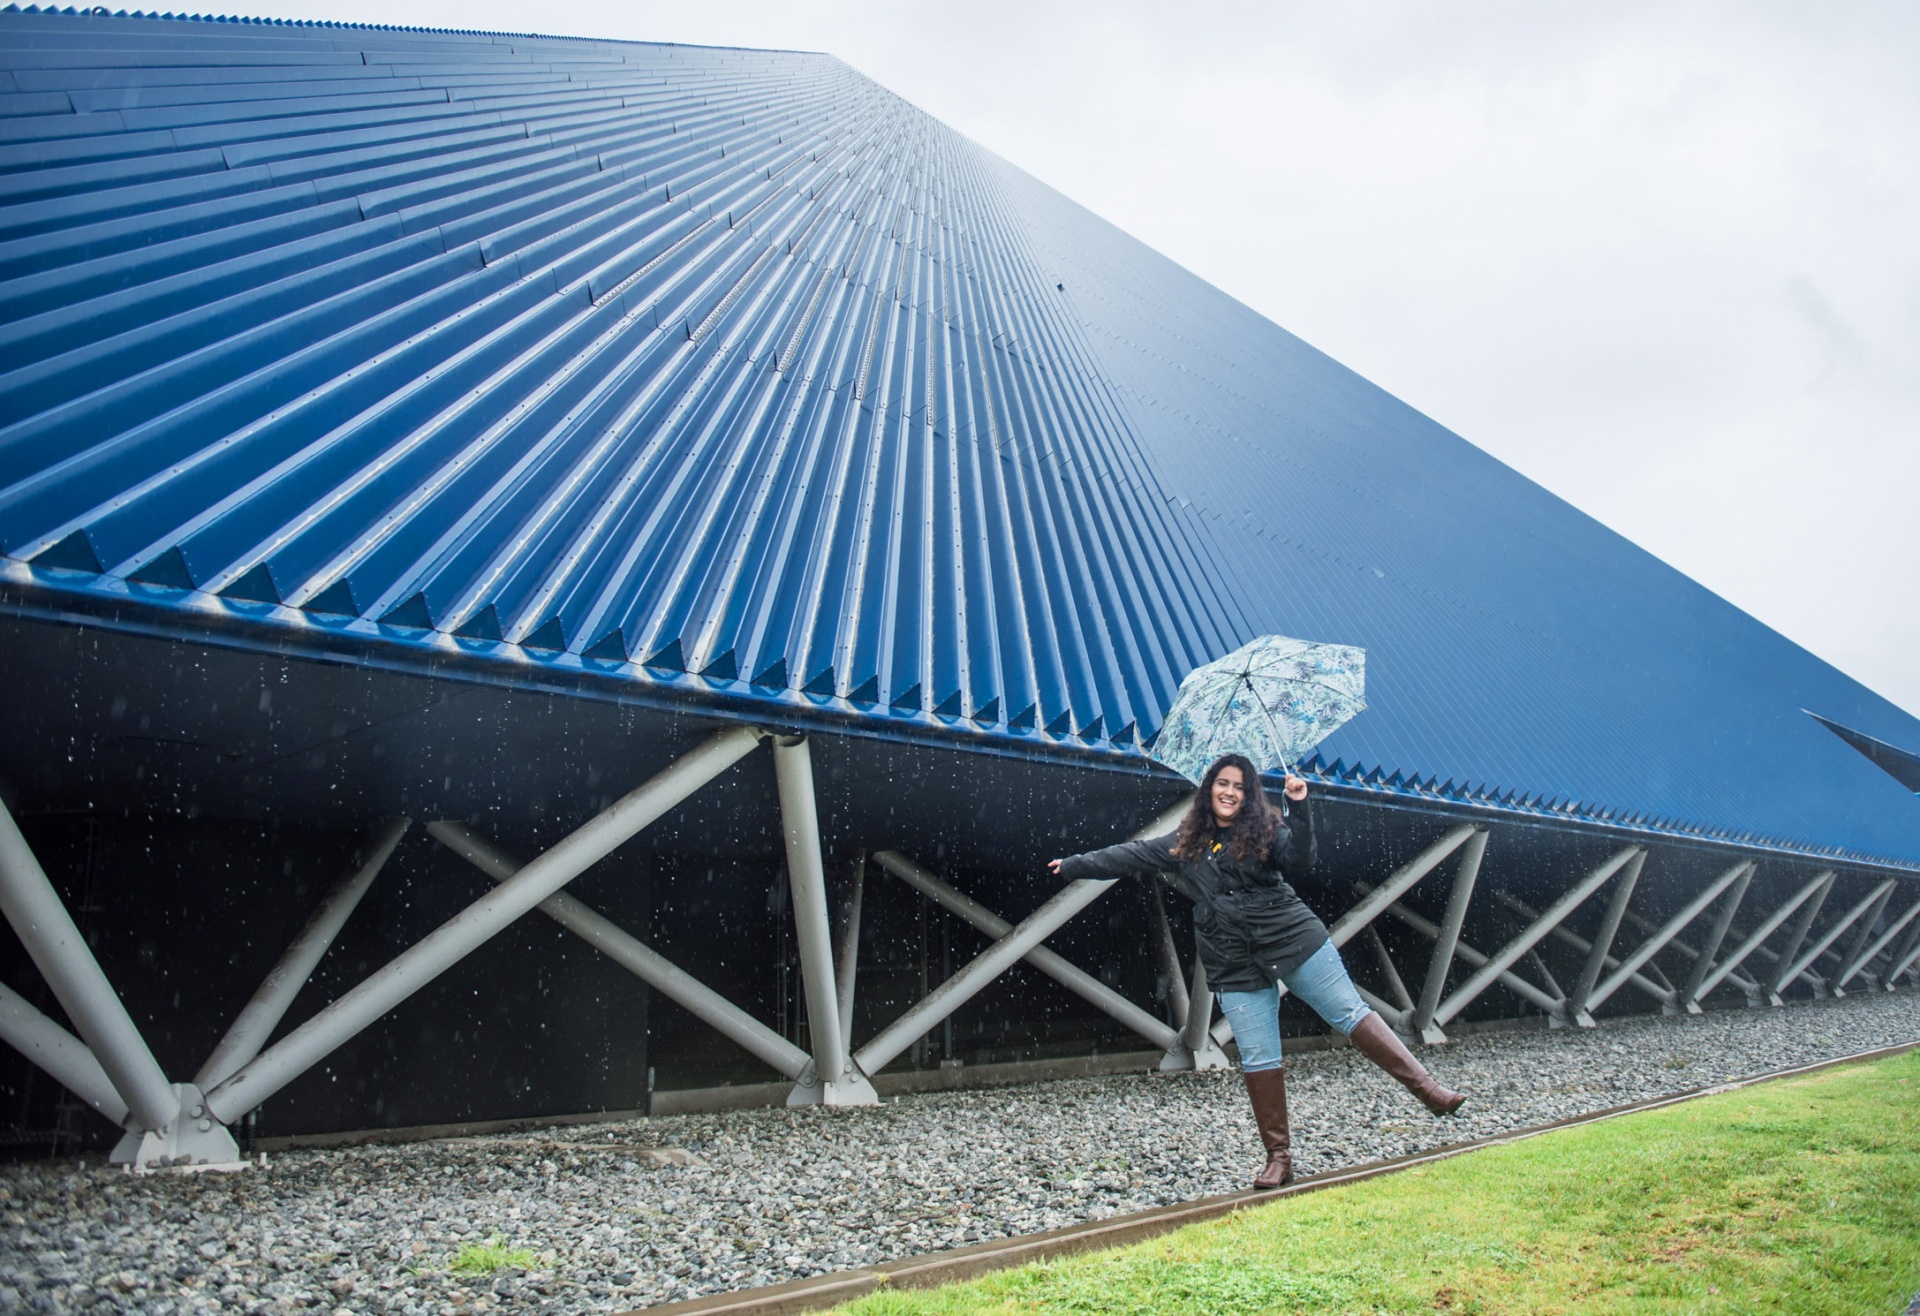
[1210,765,1246,825]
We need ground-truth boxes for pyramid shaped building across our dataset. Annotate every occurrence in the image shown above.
[1,9,1917,1144]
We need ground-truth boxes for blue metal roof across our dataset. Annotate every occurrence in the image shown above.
[2,7,1918,870]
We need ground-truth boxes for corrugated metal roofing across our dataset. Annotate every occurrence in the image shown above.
[2,7,1918,870]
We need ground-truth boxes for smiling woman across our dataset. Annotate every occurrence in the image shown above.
[1050,753,1465,1189]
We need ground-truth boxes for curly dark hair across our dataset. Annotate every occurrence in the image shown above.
[1170,753,1281,864]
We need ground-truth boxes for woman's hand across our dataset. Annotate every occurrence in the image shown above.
[1047,858,1063,875]
[1283,775,1308,801]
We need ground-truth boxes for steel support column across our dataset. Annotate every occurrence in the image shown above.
[206,725,764,1124]
[1830,882,1898,998]
[1769,879,1896,1004]
[1834,894,1920,995]
[1765,872,1835,1002]
[1180,956,1217,1059]
[426,822,811,1082]
[1147,879,1192,1029]
[772,735,876,1105]
[1677,863,1754,1013]
[196,818,410,1091]
[0,799,187,1155]
[1585,861,1753,1013]
[0,982,130,1126]
[1525,947,1568,1013]
[1567,850,1647,1024]
[1363,924,1416,1013]
[1691,872,1832,1004]
[835,853,865,1046]
[1411,827,1490,1043]
[1432,845,1641,1030]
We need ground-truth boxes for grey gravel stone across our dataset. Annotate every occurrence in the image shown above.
[2,989,1916,1313]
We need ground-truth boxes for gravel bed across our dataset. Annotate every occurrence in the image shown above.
[3,989,1917,1315]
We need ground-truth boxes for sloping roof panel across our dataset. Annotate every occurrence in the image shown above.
[2,7,1918,869]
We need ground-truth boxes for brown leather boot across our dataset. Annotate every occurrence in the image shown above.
[1348,1013,1465,1115]
[1241,1067,1293,1189]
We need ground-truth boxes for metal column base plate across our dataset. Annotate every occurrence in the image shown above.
[110,1083,243,1171]
[1157,1040,1232,1072]
[786,1062,880,1107]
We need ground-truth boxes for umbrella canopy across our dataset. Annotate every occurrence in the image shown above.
[1149,634,1368,784]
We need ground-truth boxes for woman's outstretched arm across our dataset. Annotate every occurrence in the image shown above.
[1047,832,1178,880]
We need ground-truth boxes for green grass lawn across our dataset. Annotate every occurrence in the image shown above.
[836,1049,1920,1315]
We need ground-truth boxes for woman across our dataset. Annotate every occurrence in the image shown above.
[1049,753,1464,1189]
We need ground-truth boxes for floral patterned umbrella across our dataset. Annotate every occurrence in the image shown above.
[1149,634,1368,784]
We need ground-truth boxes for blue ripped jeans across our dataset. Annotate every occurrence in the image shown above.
[1216,939,1372,1073]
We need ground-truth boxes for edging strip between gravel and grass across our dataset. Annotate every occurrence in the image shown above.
[625,1037,1920,1316]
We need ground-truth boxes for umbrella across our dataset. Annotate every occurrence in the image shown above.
[1149,634,1368,784]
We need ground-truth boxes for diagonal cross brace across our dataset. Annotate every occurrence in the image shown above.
[1885,910,1920,987]
[1620,905,1764,994]
[1368,892,1568,1018]
[1491,888,1673,1011]
[1678,864,1755,1012]
[853,800,1187,1078]
[1770,879,1897,1000]
[0,981,130,1127]
[855,876,1120,1076]
[1327,825,1479,948]
[428,822,811,1081]
[1585,860,1753,1013]
[872,849,1181,1054]
[1363,923,1416,1012]
[205,725,765,1124]
[1830,883,1898,995]
[1567,850,1648,1019]
[1691,871,1833,1003]
[0,800,178,1134]
[197,818,410,1091]
[835,854,864,1045]
[1834,894,1920,994]
[1765,872,1836,998]
[1147,879,1192,1028]
[1432,845,1641,1028]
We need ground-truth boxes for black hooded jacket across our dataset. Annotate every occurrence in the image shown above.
[1055,803,1329,993]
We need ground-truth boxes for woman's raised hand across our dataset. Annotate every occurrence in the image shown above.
[1047,858,1064,874]
[1283,775,1308,801]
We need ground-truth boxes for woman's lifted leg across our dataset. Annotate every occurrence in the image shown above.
[1347,1014,1466,1115]
[1286,940,1467,1116]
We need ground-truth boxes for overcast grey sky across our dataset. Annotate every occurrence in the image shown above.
[238,0,1920,718]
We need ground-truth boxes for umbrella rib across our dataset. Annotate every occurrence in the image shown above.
[1246,674,1293,775]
